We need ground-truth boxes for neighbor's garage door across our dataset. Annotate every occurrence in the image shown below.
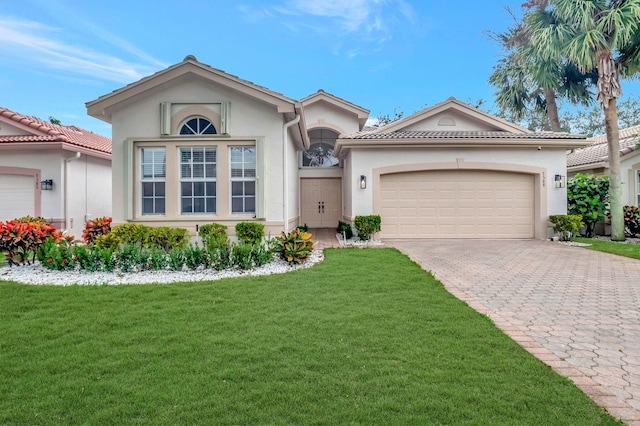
[0,174,35,221]
[379,170,534,239]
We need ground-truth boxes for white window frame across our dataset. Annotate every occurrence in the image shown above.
[179,146,217,215]
[230,146,256,214]
[140,147,166,215]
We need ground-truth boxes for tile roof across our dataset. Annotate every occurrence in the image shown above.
[0,107,111,155]
[567,125,640,168]
[340,130,586,140]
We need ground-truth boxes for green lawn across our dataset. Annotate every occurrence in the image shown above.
[0,248,619,425]
[574,237,640,260]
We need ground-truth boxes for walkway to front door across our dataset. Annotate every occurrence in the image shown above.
[300,178,341,228]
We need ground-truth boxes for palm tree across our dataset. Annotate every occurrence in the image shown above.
[488,7,595,132]
[529,0,640,241]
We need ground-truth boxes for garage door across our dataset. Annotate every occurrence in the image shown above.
[379,170,534,239]
[0,174,36,221]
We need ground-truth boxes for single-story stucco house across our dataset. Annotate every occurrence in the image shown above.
[567,124,640,207]
[86,55,588,240]
[0,107,112,237]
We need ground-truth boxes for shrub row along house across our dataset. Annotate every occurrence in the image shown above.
[0,107,112,237]
[84,55,589,240]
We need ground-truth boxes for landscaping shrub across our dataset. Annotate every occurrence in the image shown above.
[183,244,209,270]
[548,214,584,241]
[168,247,187,271]
[622,205,640,237]
[110,223,149,251]
[337,221,353,240]
[567,173,609,237]
[296,223,309,233]
[198,223,227,245]
[236,222,264,245]
[82,216,112,244]
[353,215,381,241]
[114,244,144,272]
[145,226,189,251]
[231,243,255,270]
[144,247,169,271]
[207,240,233,270]
[0,219,60,266]
[274,229,314,265]
[94,232,119,250]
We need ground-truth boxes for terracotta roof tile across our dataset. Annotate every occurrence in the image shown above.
[0,107,111,154]
[340,130,586,140]
[567,126,640,168]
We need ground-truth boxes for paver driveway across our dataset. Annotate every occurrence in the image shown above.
[388,239,640,425]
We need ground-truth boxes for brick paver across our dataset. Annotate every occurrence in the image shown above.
[388,239,640,425]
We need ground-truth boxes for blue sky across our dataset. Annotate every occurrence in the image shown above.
[2,0,639,137]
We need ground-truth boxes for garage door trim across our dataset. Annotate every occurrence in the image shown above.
[372,159,546,239]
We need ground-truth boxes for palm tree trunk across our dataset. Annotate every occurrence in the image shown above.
[603,98,625,241]
[544,87,561,132]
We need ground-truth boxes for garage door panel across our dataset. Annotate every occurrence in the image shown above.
[0,174,36,221]
[379,170,534,239]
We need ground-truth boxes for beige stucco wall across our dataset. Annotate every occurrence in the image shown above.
[108,74,296,236]
[303,102,362,135]
[344,146,569,238]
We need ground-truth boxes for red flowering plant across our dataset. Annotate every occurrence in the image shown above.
[0,219,59,266]
[82,216,112,244]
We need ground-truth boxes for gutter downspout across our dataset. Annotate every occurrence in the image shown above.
[64,152,81,232]
[283,114,301,232]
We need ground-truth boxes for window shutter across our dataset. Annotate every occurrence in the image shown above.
[124,139,134,220]
[220,102,230,134]
[255,138,265,219]
[160,102,171,135]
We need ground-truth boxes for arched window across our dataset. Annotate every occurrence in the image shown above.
[179,117,217,135]
[303,129,340,167]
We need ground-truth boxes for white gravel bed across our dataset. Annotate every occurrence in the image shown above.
[0,250,324,286]
[336,233,384,247]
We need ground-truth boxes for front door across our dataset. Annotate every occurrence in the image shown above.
[300,178,342,228]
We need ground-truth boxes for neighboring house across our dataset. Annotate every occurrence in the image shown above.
[567,125,640,207]
[86,55,587,240]
[0,107,112,237]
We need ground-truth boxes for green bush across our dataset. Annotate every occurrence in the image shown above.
[94,232,119,250]
[183,244,208,270]
[207,240,233,270]
[145,226,189,251]
[198,223,227,245]
[236,222,264,245]
[274,229,314,265]
[567,173,609,237]
[354,215,381,241]
[231,243,255,270]
[337,221,353,240]
[111,223,149,250]
[114,244,144,272]
[144,247,169,271]
[296,223,309,233]
[548,214,584,241]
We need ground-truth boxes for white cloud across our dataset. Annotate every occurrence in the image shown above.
[240,0,415,57]
[0,17,164,84]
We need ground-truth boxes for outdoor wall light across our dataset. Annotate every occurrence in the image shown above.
[359,175,367,189]
[554,174,565,189]
[41,179,53,190]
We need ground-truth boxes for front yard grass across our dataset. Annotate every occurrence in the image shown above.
[574,237,640,260]
[0,248,619,425]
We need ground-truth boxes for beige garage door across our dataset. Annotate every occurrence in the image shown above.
[0,174,36,221]
[379,170,534,239]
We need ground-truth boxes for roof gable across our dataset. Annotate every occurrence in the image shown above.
[0,106,111,156]
[87,55,298,122]
[300,89,369,128]
[373,97,529,134]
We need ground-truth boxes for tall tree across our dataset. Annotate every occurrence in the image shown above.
[488,7,595,132]
[529,0,640,241]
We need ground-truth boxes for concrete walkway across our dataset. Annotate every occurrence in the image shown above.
[387,239,640,425]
